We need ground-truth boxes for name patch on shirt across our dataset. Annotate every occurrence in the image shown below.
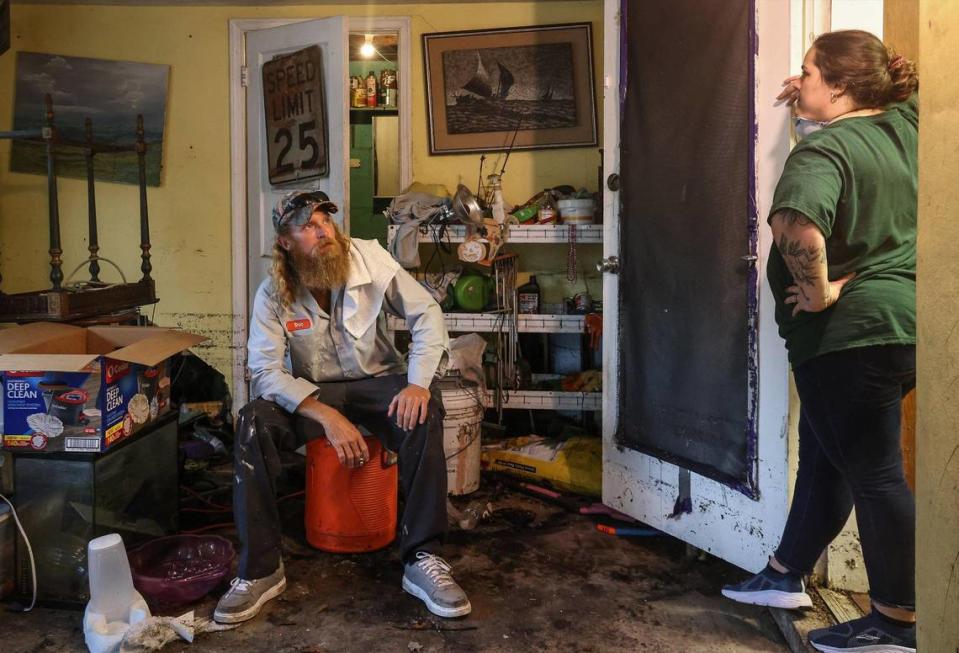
[286,318,313,332]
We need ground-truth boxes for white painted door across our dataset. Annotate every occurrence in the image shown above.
[600,0,794,573]
[246,18,349,309]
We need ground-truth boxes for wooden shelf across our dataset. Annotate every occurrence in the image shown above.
[349,107,398,114]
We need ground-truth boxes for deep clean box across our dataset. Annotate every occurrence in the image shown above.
[0,323,206,454]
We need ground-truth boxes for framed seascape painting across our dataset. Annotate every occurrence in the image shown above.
[423,23,597,155]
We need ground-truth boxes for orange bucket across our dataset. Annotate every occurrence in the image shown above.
[304,436,398,553]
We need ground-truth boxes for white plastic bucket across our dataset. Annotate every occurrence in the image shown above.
[438,379,484,495]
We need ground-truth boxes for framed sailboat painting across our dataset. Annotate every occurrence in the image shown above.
[423,23,597,154]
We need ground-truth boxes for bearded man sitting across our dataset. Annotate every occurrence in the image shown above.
[214,191,470,624]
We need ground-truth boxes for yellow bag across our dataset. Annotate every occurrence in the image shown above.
[481,435,602,497]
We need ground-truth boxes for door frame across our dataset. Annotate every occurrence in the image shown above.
[600,0,794,573]
[228,16,412,411]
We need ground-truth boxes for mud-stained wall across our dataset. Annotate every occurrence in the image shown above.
[917,1,959,649]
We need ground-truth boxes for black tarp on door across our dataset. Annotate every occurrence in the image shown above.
[617,0,759,494]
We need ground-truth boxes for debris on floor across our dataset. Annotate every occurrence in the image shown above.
[6,474,792,653]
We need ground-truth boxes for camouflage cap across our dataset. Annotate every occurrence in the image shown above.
[272,191,339,231]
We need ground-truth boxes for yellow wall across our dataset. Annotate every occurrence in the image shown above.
[917,1,959,648]
[0,2,604,379]
[885,0,919,63]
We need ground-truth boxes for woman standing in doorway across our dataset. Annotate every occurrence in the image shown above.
[721,30,919,653]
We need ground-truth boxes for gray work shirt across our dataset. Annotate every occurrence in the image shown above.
[248,238,449,413]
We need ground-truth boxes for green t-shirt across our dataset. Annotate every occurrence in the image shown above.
[767,95,918,367]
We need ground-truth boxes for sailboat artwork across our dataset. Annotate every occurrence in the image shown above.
[424,23,597,153]
[442,42,578,135]
[457,56,515,103]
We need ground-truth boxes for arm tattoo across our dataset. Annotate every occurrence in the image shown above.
[779,208,812,227]
[778,232,824,287]
[773,209,836,310]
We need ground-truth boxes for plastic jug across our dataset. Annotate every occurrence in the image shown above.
[83,533,151,653]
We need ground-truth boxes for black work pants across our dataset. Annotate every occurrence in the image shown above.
[775,345,916,610]
[233,374,448,579]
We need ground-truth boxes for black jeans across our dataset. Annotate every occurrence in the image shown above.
[233,374,448,579]
[775,344,916,610]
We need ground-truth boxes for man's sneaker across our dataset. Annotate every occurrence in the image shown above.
[808,612,916,653]
[213,562,286,624]
[402,552,471,618]
[721,564,813,609]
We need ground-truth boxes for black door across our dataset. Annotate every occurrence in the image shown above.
[617,0,760,496]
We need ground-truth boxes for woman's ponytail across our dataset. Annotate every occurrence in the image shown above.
[886,49,919,102]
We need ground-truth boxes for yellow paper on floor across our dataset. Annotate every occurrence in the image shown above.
[481,435,602,497]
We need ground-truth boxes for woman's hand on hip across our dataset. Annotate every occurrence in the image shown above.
[786,272,856,316]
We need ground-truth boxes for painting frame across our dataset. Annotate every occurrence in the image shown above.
[11,51,169,186]
[423,22,597,155]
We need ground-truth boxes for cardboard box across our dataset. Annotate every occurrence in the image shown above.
[0,323,206,454]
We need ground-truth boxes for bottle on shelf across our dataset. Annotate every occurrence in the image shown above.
[380,69,398,108]
[517,275,542,314]
[536,189,558,224]
[350,76,366,108]
[365,71,379,108]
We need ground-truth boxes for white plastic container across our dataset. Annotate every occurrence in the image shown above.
[84,533,151,653]
[557,198,595,224]
[438,379,484,495]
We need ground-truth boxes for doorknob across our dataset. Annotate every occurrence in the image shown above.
[597,256,620,273]
[606,173,620,192]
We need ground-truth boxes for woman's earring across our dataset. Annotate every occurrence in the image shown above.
[830,93,838,103]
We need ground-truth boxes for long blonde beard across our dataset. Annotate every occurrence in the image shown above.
[290,235,351,291]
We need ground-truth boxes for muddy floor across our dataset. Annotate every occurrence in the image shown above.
[2,480,787,653]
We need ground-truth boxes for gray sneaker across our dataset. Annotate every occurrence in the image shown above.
[214,562,286,624]
[402,552,471,618]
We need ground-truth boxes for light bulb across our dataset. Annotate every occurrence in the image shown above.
[360,35,375,59]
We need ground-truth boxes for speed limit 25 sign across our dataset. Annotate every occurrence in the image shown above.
[263,45,329,185]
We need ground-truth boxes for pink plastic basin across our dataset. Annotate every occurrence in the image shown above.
[128,534,234,607]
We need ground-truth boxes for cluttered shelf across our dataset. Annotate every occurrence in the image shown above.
[388,223,604,245]
[384,184,603,416]
[387,312,586,334]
